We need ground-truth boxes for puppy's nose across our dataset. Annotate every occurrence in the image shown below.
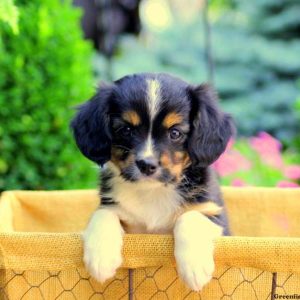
[136,158,158,176]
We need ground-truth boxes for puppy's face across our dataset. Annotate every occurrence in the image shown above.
[71,73,234,183]
[109,76,192,183]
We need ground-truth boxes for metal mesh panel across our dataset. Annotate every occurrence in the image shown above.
[0,268,129,300]
[1,267,298,300]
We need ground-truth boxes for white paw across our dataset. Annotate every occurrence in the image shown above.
[174,211,222,291]
[82,209,124,283]
[175,240,215,291]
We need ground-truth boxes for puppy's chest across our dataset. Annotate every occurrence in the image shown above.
[106,179,184,233]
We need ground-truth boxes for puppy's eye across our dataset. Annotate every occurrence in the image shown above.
[119,126,132,137]
[169,128,183,141]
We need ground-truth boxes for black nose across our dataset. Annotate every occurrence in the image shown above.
[136,158,158,176]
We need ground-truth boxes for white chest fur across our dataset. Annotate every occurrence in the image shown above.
[107,175,184,233]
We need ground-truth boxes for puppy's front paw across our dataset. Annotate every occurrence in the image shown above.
[174,211,222,291]
[175,240,215,291]
[83,209,124,283]
[83,237,123,283]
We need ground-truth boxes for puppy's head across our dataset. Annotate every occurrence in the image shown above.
[71,73,234,183]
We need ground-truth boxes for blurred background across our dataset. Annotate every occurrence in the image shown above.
[0,0,299,191]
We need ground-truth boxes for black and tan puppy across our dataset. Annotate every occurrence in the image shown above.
[71,73,234,291]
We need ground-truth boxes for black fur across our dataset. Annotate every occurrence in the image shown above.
[100,169,116,205]
[187,84,235,167]
[70,83,114,166]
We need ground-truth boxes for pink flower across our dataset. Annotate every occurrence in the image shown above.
[277,180,299,188]
[231,178,247,187]
[250,132,283,169]
[213,150,251,177]
[284,165,300,180]
[226,137,235,150]
[250,132,282,152]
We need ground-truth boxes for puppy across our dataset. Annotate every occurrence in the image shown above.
[71,73,234,291]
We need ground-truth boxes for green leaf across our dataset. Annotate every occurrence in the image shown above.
[0,0,19,34]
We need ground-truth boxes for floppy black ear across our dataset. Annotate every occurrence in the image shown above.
[187,84,235,167]
[70,83,114,166]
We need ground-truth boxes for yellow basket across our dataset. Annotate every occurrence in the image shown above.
[0,187,300,300]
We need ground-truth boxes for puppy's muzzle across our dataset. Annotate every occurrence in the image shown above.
[136,157,158,176]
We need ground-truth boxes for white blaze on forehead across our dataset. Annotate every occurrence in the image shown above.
[142,136,155,157]
[139,79,161,158]
[147,79,160,120]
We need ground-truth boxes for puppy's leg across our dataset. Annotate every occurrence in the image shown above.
[83,209,124,283]
[174,211,222,291]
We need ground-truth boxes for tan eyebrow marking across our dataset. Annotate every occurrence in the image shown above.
[163,112,183,128]
[122,110,141,126]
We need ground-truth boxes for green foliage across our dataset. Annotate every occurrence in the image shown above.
[0,0,97,191]
[216,0,300,142]
[236,0,300,39]
[210,0,235,16]
[0,0,19,34]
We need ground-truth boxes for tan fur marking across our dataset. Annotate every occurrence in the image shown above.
[122,111,141,126]
[163,112,183,128]
[182,202,223,217]
[111,147,135,170]
[160,151,191,182]
[111,147,123,163]
[174,151,185,163]
[169,202,223,230]
[160,152,172,166]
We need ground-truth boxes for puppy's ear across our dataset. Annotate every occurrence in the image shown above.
[187,84,235,167]
[71,83,114,166]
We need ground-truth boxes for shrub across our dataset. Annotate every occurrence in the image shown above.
[216,0,300,142]
[0,0,97,191]
[0,0,19,33]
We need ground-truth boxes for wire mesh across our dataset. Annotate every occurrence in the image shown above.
[1,266,299,300]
